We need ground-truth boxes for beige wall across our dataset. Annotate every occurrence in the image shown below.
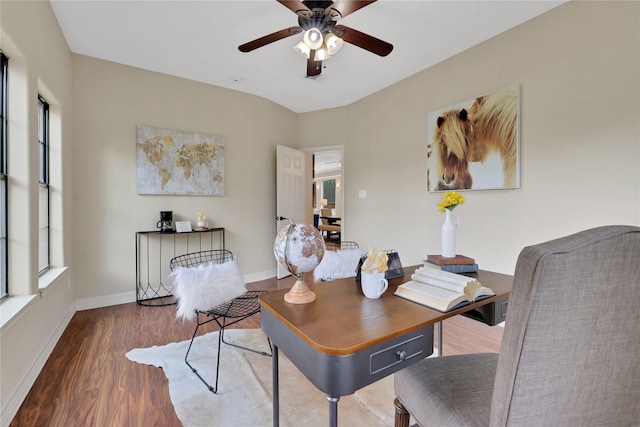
[299,0,640,274]
[2,0,639,424]
[72,55,298,301]
[0,0,75,422]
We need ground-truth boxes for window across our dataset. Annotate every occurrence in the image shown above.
[322,179,336,208]
[0,52,7,299]
[38,95,49,273]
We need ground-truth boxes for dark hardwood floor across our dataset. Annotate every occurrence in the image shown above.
[10,275,503,426]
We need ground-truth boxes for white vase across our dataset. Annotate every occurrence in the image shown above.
[441,209,458,258]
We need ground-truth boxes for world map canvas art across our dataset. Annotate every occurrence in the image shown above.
[136,125,224,196]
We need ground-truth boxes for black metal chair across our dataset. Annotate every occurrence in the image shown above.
[340,241,359,250]
[325,240,359,251]
[169,249,271,394]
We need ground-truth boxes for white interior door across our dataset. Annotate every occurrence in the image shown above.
[276,145,306,279]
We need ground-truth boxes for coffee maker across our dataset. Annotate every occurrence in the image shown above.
[156,211,173,232]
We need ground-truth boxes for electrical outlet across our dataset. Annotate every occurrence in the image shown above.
[358,190,367,199]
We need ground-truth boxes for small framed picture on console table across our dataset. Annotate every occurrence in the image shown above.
[175,221,192,233]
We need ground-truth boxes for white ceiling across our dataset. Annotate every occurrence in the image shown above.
[49,0,565,113]
[314,150,342,174]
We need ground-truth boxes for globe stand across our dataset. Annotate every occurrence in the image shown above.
[284,273,316,304]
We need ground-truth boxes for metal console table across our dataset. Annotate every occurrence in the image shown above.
[135,227,225,306]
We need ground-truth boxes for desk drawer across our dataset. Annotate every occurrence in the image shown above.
[353,325,434,390]
[370,335,425,375]
[462,296,509,326]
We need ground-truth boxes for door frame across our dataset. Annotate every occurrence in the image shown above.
[302,145,345,240]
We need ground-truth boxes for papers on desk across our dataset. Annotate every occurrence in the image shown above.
[394,267,494,312]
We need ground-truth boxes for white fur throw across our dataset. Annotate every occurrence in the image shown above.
[170,260,246,321]
[313,249,364,282]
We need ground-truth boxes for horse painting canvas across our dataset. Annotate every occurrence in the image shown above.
[427,85,520,192]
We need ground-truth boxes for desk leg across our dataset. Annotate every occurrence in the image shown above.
[327,395,339,427]
[273,345,279,427]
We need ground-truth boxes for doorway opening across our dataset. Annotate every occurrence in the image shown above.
[306,147,344,247]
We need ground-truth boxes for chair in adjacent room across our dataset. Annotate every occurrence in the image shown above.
[169,249,272,394]
[318,207,341,242]
[394,225,640,427]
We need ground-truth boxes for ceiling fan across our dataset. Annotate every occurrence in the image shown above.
[238,0,393,77]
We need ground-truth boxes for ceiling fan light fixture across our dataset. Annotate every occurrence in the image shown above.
[324,33,343,55]
[314,46,331,61]
[293,40,311,59]
[303,28,324,50]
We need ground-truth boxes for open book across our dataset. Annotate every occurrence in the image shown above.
[394,267,494,312]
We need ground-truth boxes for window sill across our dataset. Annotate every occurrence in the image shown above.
[0,266,69,330]
[0,294,38,330]
[39,266,69,294]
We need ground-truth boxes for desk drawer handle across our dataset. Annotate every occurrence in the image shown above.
[396,350,407,361]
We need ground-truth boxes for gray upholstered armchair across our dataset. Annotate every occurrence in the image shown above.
[394,225,640,426]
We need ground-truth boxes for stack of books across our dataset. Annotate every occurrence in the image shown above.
[423,254,478,273]
[394,265,493,312]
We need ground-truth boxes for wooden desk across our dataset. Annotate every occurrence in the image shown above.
[260,266,512,426]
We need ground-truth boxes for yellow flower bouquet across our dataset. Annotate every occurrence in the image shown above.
[437,191,465,213]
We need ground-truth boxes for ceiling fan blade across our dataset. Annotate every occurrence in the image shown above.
[326,0,377,20]
[278,0,312,18]
[334,24,393,57]
[238,26,303,52]
[307,57,322,77]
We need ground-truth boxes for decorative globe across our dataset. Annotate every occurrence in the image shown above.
[273,222,325,276]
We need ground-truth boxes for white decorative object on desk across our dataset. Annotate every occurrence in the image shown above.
[360,271,388,299]
[437,191,465,258]
[441,209,458,258]
[273,221,325,304]
[359,247,389,298]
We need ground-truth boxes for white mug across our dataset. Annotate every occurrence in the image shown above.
[361,271,388,299]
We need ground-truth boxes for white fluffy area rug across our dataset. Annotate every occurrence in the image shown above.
[126,329,400,427]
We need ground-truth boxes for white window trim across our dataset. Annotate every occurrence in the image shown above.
[0,266,68,330]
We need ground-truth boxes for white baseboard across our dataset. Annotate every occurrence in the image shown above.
[244,269,277,285]
[75,291,137,311]
[74,269,277,311]
[1,304,76,427]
